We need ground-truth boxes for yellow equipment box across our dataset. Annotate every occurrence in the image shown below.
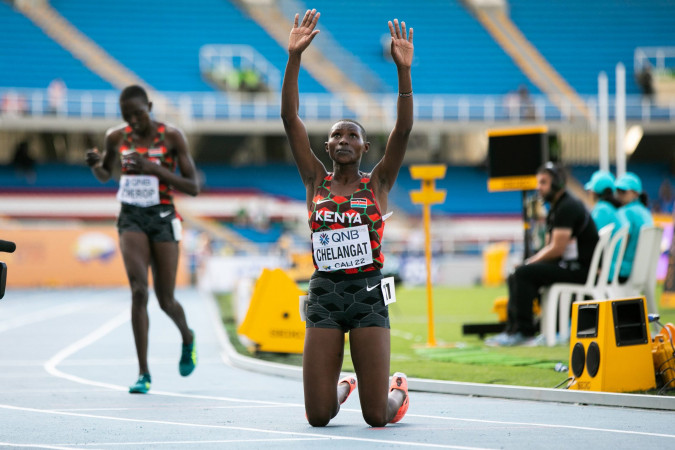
[568,297,656,393]
[238,268,306,354]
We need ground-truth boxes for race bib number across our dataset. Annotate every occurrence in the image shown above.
[313,225,373,272]
[171,217,182,241]
[381,277,396,305]
[116,175,160,207]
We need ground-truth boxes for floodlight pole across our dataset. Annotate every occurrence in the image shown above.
[616,63,627,178]
[409,165,447,348]
[598,72,609,173]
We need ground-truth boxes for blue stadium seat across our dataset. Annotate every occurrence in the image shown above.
[292,0,534,95]
[50,0,326,92]
[509,0,675,95]
[0,2,112,89]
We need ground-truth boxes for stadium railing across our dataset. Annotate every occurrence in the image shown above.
[1,88,674,124]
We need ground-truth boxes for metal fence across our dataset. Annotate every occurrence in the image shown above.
[2,88,674,124]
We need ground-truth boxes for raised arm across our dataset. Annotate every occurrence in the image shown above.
[372,19,414,195]
[280,9,326,196]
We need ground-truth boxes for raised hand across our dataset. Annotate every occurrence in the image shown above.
[288,9,320,55]
[388,19,414,69]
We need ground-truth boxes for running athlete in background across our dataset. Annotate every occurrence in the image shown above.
[281,9,413,427]
[85,85,200,394]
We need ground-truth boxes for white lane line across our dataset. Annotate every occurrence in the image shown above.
[42,301,299,407]
[56,357,223,366]
[0,404,484,449]
[408,413,675,440]
[205,290,675,440]
[55,405,295,412]
[54,437,329,446]
[39,290,673,443]
[0,443,74,450]
[43,309,131,393]
[0,301,94,334]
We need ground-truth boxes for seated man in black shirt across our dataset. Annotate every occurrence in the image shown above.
[487,162,599,346]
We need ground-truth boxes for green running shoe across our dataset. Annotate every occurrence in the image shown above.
[179,330,197,376]
[129,373,151,394]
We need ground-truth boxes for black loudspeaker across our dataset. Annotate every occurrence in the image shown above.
[568,297,656,392]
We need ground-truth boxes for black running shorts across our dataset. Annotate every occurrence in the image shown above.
[305,270,390,332]
[117,203,177,242]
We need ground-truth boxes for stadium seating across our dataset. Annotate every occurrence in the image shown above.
[290,0,535,95]
[226,222,285,245]
[0,1,112,89]
[49,0,326,92]
[509,0,675,95]
[2,1,674,215]
[4,0,674,98]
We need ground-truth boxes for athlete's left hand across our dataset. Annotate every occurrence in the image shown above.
[388,18,413,69]
[85,147,101,167]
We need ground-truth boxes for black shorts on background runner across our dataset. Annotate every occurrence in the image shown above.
[117,203,177,242]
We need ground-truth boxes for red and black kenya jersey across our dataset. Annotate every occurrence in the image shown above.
[308,174,384,274]
[119,123,175,205]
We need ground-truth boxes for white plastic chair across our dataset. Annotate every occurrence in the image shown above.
[551,225,630,345]
[598,225,630,296]
[539,224,614,346]
[606,225,663,316]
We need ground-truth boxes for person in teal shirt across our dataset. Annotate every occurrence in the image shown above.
[585,170,626,280]
[615,172,654,281]
[585,170,623,231]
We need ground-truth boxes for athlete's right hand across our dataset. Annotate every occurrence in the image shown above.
[85,147,101,167]
[288,9,320,55]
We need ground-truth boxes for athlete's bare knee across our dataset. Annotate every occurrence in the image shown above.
[362,411,388,428]
[306,412,331,427]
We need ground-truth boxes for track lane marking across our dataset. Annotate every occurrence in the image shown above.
[0,404,485,449]
[33,289,675,443]
[42,307,296,406]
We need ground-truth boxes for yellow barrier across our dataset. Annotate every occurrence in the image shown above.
[492,295,539,323]
[483,242,510,286]
[238,268,306,354]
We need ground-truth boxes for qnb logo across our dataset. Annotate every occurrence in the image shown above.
[319,233,330,246]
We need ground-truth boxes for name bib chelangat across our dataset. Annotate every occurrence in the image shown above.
[313,225,373,272]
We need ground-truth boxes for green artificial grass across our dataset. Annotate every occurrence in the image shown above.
[216,284,675,391]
